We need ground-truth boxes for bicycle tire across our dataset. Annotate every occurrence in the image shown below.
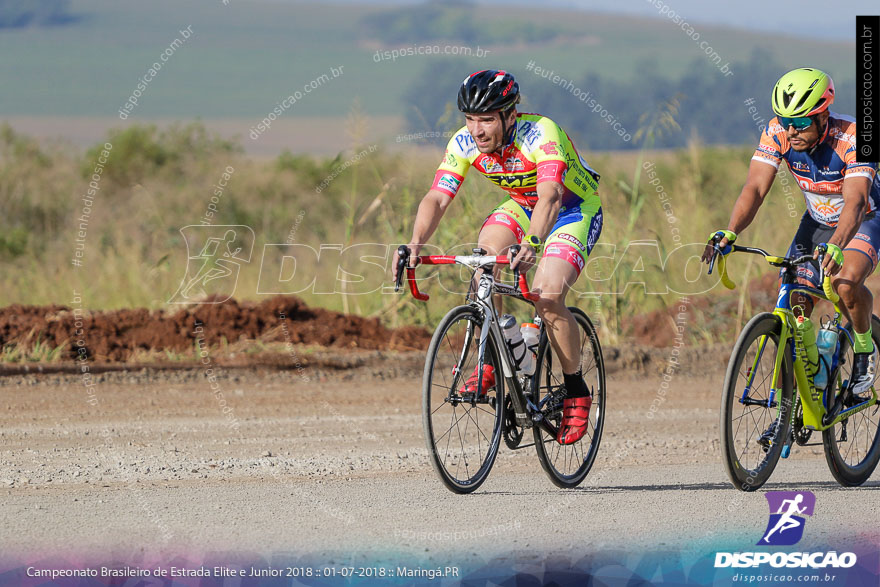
[720,312,794,491]
[422,304,505,493]
[532,306,606,488]
[823,315,880,486]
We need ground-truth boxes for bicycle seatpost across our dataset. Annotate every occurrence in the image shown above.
[394,245,409,292]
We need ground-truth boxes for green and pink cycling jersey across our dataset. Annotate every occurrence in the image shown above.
[431,112,602,274]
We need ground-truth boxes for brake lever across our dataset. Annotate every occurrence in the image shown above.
[509,244,521,285]
[707,239,723,275]
[816,244,827,284]
[394,245,409,292]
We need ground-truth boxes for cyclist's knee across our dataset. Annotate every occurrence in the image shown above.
[534,292,566,315]
[832,276,860,304]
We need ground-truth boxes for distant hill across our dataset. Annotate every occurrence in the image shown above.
[0,0,855,120]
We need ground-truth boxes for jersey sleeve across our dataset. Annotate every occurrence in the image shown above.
[431,129,471,198]
[752,119,787,169]
[530,118,568,185]
[842,145,878,180]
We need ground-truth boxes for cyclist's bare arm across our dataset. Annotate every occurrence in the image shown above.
[393,189,453,280]
[822,176,872,272]
[702,160,776,262]
[510,181,564,270]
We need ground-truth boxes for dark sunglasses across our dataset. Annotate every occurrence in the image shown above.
[778,116,815,131]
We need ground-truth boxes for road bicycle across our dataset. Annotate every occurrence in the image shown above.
[707,239,880,491]
[394,245,606,493]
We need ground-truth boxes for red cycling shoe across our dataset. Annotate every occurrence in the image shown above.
[557,396,592,445]
[459,364,495,395]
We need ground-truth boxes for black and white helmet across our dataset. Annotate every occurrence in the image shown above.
[457,70,520,113]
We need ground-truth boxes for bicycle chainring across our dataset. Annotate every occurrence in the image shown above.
[503,394,524,449]
[793,398,812,445]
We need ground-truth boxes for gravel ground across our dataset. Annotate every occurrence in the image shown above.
[1,360,878,563]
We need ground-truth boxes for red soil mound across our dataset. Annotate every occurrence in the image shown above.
[0,296,431,362]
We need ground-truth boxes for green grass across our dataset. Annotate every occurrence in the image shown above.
[2,333,67,363]
[0,0,855,118]
[0,119,803,345]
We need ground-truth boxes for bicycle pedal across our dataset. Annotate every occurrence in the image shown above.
[781,444,791,459]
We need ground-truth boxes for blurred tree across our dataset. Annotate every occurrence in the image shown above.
[401,51,859,151]
[0,0,75,28]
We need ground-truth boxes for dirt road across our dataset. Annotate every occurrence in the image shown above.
[1,358,878,567]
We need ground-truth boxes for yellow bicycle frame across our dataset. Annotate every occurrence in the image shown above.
[720,254,878,431]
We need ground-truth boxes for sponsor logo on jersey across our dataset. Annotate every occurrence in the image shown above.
[586,209,603,253]
[796,265,816,281]
[522,123,543,147]
[539,141,559,155]
[568,250,585,270]
[829,126,856,144]
[437,174,461,193]
[816,166,840,177]
[557,232,585,251]
[478,157,503,173]
[454,132,475,153]
[504,156,526,171]
[790,160,810,172]
[797,177,841,195]
[757,145,779,158]
[486,174,536,190]
[492,213,511,225]
[445,152,457,167]
[809,196,842,217]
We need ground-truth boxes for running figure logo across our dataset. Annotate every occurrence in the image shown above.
[168,225,255,304]
[758,491,816,546]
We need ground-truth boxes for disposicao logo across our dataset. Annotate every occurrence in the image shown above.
[759,491,815,546]
[714,491,857,569]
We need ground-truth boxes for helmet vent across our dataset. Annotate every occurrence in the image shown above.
[793,89,814,114]
[781,90,795,108]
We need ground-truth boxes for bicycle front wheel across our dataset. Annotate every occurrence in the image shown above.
[422,305,504,493]
[532,307,606,488]
[823,315,880,486]
[720,313,793,491]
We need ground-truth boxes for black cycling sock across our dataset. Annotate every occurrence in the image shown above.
[563,370,590,398]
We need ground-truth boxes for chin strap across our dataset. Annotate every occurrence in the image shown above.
[496,110,517,155]
[807,118,831,154]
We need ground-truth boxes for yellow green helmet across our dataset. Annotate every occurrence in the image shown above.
[771,68,835,117]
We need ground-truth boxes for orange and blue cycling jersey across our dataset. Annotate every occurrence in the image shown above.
[752,112,880,227]
[753,112,880,278]
[431,112,602,274]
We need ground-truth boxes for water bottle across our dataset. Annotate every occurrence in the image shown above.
[499,314,533,376]
[520,322,540,376]
[796,316,819,377]
[814,324,839,391]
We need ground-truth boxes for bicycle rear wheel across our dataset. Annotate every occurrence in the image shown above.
[823,315,880,486]
[720,313,793,491]
[422,305,504,493]
[532,307,606,488]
